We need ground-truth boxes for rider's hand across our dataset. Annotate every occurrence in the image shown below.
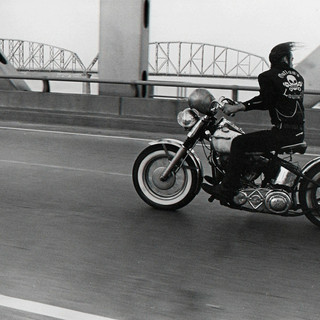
[223,103,246,116]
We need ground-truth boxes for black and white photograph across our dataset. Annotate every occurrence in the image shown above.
[0,0,319,319]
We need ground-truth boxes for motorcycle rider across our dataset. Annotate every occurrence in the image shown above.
[202,42,305,202]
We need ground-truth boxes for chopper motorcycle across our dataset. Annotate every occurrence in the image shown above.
[132,88,320,227]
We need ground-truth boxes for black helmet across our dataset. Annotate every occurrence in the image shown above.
[269,42,296,65]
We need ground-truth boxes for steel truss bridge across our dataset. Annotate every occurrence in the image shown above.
[149,42,269,79]
[0,39,91,75]
[0,39,269,79]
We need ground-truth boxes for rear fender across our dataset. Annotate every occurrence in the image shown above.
[301,156,320,174]
[296,156,320,189]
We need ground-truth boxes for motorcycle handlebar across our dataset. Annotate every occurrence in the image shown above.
[210,96,237,116]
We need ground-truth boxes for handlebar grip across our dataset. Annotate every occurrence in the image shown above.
[223,98,236,105]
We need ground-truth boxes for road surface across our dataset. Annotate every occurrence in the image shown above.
[0,122,319,320]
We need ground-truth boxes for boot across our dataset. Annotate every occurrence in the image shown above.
[202,182,236,202]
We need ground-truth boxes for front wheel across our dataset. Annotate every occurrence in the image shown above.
[132,144,201,210]
[299,163,320,227]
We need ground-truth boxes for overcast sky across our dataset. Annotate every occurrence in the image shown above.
[0,0,319,66]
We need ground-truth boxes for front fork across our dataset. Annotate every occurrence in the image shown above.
[160,146,188,181]
[159,117,207,182]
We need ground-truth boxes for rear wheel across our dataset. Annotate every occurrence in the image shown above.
[132,144,200,210]
[299,163,320,227]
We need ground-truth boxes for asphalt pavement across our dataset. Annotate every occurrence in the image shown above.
[0,121,319,320]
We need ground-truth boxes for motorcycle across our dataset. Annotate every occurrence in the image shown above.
[132,88,320,227]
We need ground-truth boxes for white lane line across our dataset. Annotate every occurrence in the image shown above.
[0,125,152,142]
[0,159,131,177]
[0,125,319,157]
[304,153,320,157]
[0,294,117,320]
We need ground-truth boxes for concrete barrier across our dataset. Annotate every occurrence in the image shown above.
[0,90,319,145]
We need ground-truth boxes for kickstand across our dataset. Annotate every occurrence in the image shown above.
[208,196,215,202]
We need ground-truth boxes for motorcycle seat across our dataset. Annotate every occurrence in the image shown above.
[277,141,307,154]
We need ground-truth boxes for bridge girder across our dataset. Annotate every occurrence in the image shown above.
[0,39,87,74]
[148,42,269,79]
[0,39,269,79]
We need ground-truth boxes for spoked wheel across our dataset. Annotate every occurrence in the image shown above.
[299,163,320,227]
[132,144,201,210]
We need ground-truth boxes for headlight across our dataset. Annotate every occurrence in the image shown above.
[177,108,199,128]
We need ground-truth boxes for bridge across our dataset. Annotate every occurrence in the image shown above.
[0,39,269,79]
[148,41,269,79]
[0,38,90,74]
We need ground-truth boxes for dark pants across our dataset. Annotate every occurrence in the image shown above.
[223,127,304,190]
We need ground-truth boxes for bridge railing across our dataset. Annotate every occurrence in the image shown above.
[0,74,319,103]
[0,73,260,100]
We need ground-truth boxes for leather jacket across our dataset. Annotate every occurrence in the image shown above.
[243,62,305,128]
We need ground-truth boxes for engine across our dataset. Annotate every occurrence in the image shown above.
[217,154,268,184]
[233,188,292,214]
